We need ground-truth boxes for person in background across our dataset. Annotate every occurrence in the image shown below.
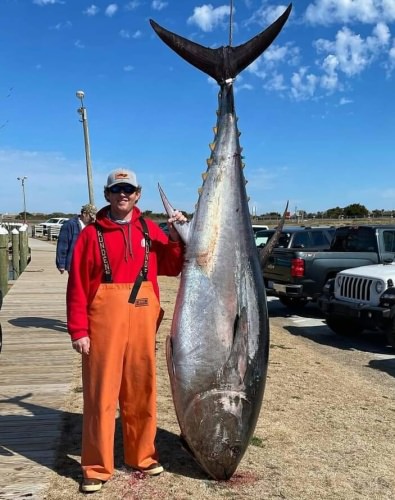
[56,204,97,273]
[66,168,187,494]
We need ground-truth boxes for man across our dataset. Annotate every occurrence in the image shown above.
[56,204,97,273]
[66,168,186,493]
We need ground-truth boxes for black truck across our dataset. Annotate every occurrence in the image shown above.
[263,224,395,308]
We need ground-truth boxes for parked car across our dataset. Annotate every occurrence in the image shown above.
[158,222,169,235]
[37,217,69,235]
[256,226,335,249]
[318,262,395,349]
[252,224,269,234]
[263,224,395,309]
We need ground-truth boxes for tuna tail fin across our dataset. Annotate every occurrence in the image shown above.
[158,183,190,244]
[259,201,289,267]
[149,4,292,84]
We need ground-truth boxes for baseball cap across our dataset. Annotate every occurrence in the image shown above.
[105,168,138,188]
[81,203,97,217]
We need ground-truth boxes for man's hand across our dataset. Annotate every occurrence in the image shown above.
[72,337,90,355]
[167,210,188,241]
[59,268,65,274]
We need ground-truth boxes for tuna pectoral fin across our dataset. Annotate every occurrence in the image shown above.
[259,200,289,267]
[158,183,190,244]
[150,4,292,84]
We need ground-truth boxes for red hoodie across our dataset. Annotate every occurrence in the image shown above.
[67,205,184,341]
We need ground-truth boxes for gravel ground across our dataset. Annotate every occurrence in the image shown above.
[44,276,395,499]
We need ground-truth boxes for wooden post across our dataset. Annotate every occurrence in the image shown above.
[12,229,20,279]
[19,225,28,273]
[0,227,9,298]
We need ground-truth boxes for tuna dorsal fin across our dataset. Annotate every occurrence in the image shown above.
[158,183,190,244]
[149,4,292,84]
[259,201,289,267]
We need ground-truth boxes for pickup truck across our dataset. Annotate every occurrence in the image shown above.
[318,262,395,349]
[263,225,395,309]
[37,217,69,236]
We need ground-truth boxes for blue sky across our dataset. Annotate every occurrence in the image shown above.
[1,0,395,217]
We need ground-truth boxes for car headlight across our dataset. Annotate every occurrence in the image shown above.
[375,281,384,294]
[379,286,395,306]
[336,275,342,287]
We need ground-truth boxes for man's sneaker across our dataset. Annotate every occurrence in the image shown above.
[139,462,164,476]
[81,478,103,493]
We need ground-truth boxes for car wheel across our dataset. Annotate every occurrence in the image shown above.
[384,317,395,350]
[279,296,308,309]
[326,315,363,336]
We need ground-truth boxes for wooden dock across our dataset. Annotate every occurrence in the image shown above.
[0,238,75,499]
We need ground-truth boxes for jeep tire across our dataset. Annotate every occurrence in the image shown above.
[279,296,308,309]
[326,315,363,336]
[384,316,395,350]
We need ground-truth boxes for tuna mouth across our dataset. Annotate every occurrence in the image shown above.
[181,389,253,479]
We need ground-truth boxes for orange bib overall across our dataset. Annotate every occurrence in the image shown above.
[81,222,161,480]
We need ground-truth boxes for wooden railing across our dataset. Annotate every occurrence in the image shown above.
[32,225,60,240]
[0,225,29,298]
[47,227,60,240]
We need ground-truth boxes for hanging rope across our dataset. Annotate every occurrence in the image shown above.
[229,0,234,46]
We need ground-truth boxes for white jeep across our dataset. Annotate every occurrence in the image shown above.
[318,261,395,349]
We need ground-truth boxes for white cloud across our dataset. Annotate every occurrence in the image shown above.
[315,24,390,77]
[246,3,291,26]
[246,43,300,80]
[49,20,72,30]
[0,149,93,214]
[105,4,118,17]
[132,30,142,39]
[320,54,340,91]
[120,29,130,39]
[305,0,395,25]
[125,0,140,10]
[339,97,353,105]
[290,67,319,100]
[123,65,134,72]
[387,42,395,72]
[74,40,85,49]
[152,0,168,11]
[265,72,287,91]
[187,4,231,32]
[83,5,99,16]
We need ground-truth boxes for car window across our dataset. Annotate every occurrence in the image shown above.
[310,231,328,246]
[383,230,395,252]
[331,227,376,251]
[277,233,291,248]
[255,230,275,246]
[291,232,311,248]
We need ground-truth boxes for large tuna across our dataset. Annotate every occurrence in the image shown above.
[150,4,292,480]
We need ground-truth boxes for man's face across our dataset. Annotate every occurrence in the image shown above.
[107,184,141,215]
[81,212,96,224]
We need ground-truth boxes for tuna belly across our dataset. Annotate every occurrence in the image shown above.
[181,389,254,480]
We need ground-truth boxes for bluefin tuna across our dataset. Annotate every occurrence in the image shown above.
[150,4,292,480]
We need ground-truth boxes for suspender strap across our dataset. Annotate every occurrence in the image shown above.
[129,217,151,304]
[96,225,113,283]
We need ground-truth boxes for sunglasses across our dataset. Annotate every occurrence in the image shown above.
[108,184,137,194]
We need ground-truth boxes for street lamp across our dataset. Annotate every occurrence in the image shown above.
[17,176,27,224]
[76,90,95,205]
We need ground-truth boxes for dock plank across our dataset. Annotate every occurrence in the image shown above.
[0,238,76,499]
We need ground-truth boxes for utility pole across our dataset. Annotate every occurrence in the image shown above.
[17,176,27,224]
[76,90,95,205]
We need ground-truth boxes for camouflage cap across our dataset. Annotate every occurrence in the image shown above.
[81,203,97,216]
